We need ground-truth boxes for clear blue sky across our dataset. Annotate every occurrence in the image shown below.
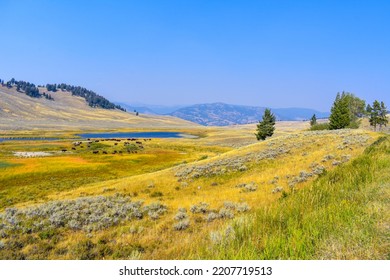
[1,0,389,111]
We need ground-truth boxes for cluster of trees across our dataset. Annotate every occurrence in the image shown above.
[328,92,366,129]
[367,101,388,130]
[46,83,126,111]
[1,77,125,111]
[5,78,42,98]
[42,92,54,100]
[46,84,58,92]
[309,92,388,131]
[256,91,388,141]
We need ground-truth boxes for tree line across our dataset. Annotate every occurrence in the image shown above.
[256,91,388,140]
[1,78,52,100]
[45,83,125,111]
[0,78,125,111]
[316,92,388,131]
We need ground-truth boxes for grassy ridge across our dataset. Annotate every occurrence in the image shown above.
[196,136,390,259]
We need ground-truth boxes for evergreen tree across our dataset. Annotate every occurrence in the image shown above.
[329,93,351,130]
[366,104,372,116]
[310,114,317,126]
[379,101,388,129]
[369,100,381,131]
[341,92,366,126]
[255,108,276,140]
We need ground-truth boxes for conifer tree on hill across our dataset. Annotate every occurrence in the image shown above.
[329,93,351,130]
[310,114,317,127]
[379,101,388,129]
[255,108,276,140]
[368,100,388,131]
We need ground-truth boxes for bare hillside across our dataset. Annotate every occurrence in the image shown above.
[0,85,198,131]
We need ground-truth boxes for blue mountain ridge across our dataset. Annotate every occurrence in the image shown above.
[118,102,329,126]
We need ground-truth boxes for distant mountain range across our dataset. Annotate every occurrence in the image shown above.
[116,103,185,115]
[120,102,329,126]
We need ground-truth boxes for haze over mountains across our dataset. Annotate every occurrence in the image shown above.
[120,102,329,126]
[0,78,329,128]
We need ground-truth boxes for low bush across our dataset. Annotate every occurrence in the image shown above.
[310,123,329,131]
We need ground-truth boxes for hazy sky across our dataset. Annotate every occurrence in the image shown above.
[1,0,389,111]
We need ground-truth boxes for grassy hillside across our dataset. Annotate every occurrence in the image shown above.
[0,126,387,260]
[0,85,197,131]
[195,136,390,259]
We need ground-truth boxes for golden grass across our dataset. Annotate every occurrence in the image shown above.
[0,125,384,259]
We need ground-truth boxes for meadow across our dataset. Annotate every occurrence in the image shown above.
[0,125,388,259]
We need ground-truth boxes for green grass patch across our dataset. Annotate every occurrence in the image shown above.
[0,161,20,168]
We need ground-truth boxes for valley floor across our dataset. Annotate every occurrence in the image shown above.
[0,125,388,259]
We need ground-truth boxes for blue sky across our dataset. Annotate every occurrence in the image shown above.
[1,0,389,111]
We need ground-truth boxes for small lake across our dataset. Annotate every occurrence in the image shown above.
[77,131,195,139]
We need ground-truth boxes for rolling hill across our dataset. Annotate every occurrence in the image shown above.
[0,84,197,131]
[167,102,329,126]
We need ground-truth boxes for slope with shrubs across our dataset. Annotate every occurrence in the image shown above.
[195,136,389,259]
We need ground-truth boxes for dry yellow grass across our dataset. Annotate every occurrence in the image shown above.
[0,121,383,259]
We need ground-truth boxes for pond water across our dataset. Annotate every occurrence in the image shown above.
[77,131,194,139]
[0,132,196,142]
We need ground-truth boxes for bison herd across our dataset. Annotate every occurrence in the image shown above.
[61,138,152,155]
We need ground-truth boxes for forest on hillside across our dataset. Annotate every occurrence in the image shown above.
[0,78,125,111]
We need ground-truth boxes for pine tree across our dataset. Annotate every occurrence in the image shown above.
[255,108,276,140]
[329,93,351,130]
[379,101,388,129]
[366,104,372,116]
[369,100,381,131]
[340,92,366,128]
[310,114,317,126]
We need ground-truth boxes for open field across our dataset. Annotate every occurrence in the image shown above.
[1,122,388,260]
